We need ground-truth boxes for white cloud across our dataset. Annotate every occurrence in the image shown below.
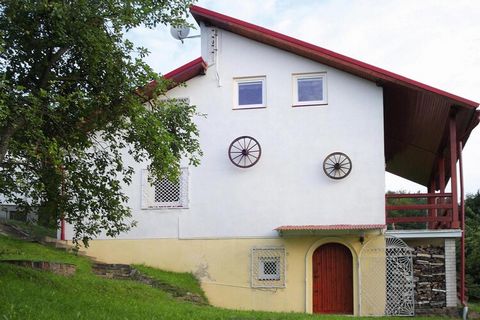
[127,0,480,193]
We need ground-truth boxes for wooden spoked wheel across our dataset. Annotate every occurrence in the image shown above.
[228,136,261,168]
[323,152,352,179]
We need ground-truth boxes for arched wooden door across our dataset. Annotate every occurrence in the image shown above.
[313,243,353,314]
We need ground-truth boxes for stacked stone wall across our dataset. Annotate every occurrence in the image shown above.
[413,245,445,308]
[412,245,456,316]
[0,260,76,276]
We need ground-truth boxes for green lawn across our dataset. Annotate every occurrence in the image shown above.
[469,301,480,313]
[0,235,454,319]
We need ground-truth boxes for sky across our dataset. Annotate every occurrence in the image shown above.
[127,0,480,194]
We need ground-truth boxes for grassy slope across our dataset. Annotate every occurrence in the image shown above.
[133,264,207,300]
[0,235,451,320]
[3,219,57,239]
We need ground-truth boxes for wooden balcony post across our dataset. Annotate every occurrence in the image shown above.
[458,141,466,305]
[427,179,436,229]
[458,141,465,228]
[449,114,459,229]
[436,157,446,228]
[438,157,446,193]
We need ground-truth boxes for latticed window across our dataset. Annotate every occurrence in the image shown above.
[251,247,286,288]
[141,168,188,209]
[259,257,280,280]
[154,178,180,203]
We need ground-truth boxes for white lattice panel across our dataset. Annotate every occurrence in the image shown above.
[141,168,188,208]
[251,247,286,288]
[359,236,414,316]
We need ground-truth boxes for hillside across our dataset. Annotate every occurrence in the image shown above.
[0,232,460,320]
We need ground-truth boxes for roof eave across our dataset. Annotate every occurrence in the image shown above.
[164,57,208,89]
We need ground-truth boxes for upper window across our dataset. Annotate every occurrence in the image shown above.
[233,77,266,109]
[141,168,188,209]
[292,73,327,106]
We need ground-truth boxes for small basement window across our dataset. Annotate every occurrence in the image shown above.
[259,257,281,280]
[233,77,266,109]
[251,247,286,288]
[293,73,327,106]
[141,168,188,209]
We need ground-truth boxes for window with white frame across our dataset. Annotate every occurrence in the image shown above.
[141,168,188,209]
[233,77,266,109]
[251,247,286,288]
[292,73,327,106]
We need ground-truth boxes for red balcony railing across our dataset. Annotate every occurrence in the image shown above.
[385,193,457,229]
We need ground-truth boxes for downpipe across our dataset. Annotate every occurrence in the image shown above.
[462,306,468,320]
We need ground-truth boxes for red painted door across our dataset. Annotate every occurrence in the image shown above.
[313,243,353,314]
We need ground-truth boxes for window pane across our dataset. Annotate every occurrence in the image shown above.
[154,178,180,202]
[298,77,323,102]
[263,261,278,275]
[239,81,263,105]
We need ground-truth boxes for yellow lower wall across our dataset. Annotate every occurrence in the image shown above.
[84,233,384,315]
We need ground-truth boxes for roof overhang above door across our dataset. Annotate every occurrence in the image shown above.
[275,224,386,237]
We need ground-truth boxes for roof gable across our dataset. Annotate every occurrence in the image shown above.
[186,5,479,187]
[190,5,477,109]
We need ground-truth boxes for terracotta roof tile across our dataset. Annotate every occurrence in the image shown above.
[275,224,386,231]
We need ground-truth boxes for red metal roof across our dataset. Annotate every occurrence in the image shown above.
[140,57,207,100]
[275,224,386,231]
[189,5,479,187]
[164,57,207,86]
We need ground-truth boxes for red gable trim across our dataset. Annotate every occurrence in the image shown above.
[190,5,478,108]
[164,57,208,88]
[275,224,386,231]
[139,57,207,100]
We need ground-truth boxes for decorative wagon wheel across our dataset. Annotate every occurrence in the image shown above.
[228,136,262,168]
[323,152,352,179]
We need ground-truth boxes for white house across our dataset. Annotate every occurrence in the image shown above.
[75,6,479,316]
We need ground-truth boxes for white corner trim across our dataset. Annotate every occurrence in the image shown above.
[386,229,462,239]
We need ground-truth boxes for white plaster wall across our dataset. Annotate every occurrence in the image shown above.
[77,27,385,240]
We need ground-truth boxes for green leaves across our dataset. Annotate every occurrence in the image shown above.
[0,0,199,246]
[465,191,480,299]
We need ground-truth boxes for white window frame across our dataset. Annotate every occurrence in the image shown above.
[292,72,327,107]
[141,168,189,209]
[233,76,266,110]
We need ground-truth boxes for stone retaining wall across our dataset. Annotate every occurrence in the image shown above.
[1,259,76,276]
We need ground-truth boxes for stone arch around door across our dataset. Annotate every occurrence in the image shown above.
[305,238,359,315]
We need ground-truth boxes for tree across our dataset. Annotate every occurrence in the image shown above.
[465,191,480,300]
[0,0,201,246]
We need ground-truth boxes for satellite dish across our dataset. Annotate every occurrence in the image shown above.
[170,26,191,41]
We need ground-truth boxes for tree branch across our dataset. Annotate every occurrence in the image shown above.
[53,76,88,82]
[38,47,70,90]
[0,117,26,163]
[0,160,38,171]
